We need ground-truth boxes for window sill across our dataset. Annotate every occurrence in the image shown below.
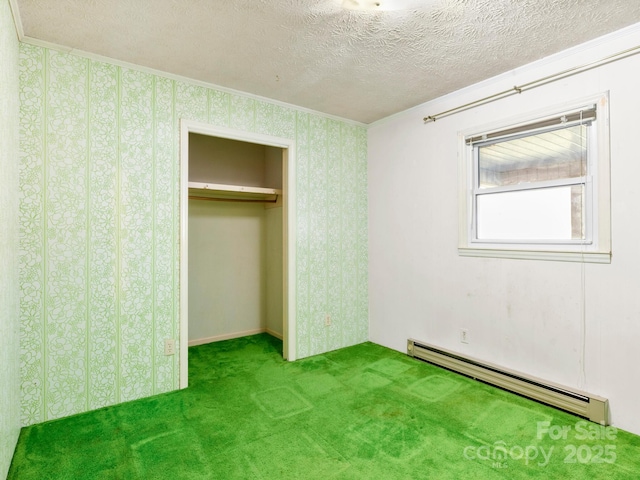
[458,247,611,264]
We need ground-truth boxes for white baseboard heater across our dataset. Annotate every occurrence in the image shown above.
[407,339,609,425]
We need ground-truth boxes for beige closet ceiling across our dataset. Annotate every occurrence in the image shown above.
[14,0,640,123]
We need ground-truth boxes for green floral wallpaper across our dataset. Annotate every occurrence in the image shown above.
[1,0,20,475]
[19,44,368,426]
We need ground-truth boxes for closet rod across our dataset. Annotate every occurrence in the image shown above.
[188,195,279,204]
[422,43,640,123]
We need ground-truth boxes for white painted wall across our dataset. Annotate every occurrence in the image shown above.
[368,24,640,435]
[189,133,269,186]
[188,201,283,343]
[188,136,284,344]
[265,146,283,190]
[266,206,283,338]
[265,146,284,338]
[188,200,268,342]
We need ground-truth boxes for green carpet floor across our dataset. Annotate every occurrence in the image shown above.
[8,334,640,479]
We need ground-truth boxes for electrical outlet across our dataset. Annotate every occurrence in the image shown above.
[460,329,469,344]
[164,338,176,356]
[325,314,331,327]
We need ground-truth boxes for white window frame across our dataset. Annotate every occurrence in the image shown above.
[458,93,611,263]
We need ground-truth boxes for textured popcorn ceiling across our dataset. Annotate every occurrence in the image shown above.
[15,0,640,123]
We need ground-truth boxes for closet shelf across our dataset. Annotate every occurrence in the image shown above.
[188,181,281,203]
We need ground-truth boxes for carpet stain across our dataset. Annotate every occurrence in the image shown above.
[349,370,392,391]
[296,372,343,396]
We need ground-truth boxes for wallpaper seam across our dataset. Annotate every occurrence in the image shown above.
[206,88,211,125]
[42,46,48,421]
[359,130,367,342]
[171,78,177,388]
[357,128,361,342]
[115,65,121,404]
[151,74,157,394]
[253,98,257,132]
[339,124,344,350]
[325,117,330,353]
[85,56,91,413]
[303,112,310,357]
[293,111,298,359]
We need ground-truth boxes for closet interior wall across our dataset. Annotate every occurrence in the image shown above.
[188,133,283,346]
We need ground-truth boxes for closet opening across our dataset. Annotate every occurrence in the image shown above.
[179,121,297,388]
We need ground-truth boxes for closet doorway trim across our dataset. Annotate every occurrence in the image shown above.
[179,120,297,388]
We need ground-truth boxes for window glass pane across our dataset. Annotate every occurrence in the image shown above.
[478,125,587,188]
[477,185,584,240]
[570,184,585,240]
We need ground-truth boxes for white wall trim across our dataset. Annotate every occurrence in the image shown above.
[188,329,281,347]
[179,120,297,388]
[15,35,366,128]
[458,248,611,264]
[266,328,283,340]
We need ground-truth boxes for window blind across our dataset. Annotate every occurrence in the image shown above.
[466,105,596,146]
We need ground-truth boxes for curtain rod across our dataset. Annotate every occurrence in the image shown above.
[423,44,640,124]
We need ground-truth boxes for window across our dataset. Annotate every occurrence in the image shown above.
[458,95,611,263]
